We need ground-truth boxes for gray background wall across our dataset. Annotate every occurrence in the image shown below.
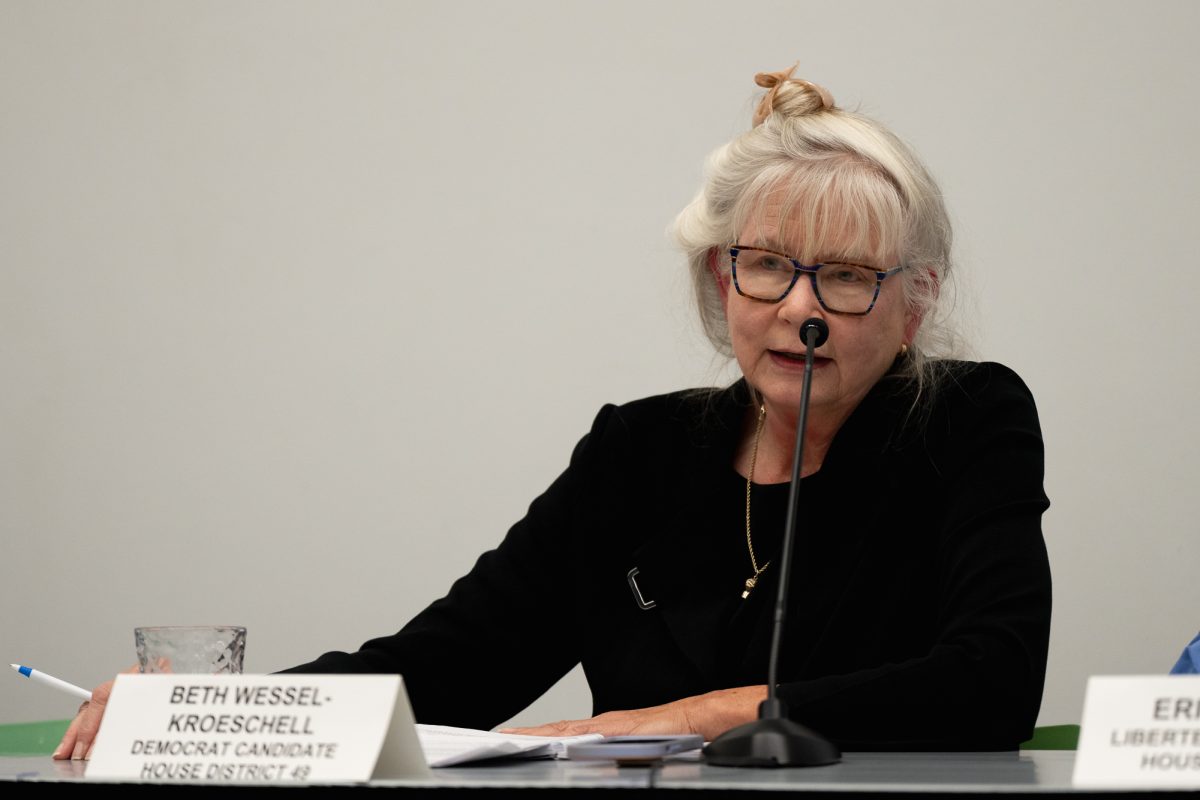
[3,0,1198,730]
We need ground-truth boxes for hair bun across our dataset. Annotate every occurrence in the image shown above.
[752,62,835,127]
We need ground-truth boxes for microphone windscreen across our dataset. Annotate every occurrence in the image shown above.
[800,318,829,348]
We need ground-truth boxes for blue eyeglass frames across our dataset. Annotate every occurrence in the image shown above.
[728,245,905,316]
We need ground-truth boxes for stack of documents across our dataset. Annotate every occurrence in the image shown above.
[416,724,603,767]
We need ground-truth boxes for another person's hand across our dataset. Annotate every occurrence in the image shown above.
[500,685,766,742]
[53,665,138,760]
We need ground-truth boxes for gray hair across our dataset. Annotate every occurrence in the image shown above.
[673,73,962,404]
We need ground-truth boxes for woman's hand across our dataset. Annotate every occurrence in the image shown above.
[53,665,138,760]
[500,685,766,742]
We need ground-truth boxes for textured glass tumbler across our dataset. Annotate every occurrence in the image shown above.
[135,626,246,674]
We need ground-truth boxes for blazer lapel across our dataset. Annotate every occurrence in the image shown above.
[625,384,748,686]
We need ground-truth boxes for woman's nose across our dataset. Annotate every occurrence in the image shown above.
[777,274,824,325]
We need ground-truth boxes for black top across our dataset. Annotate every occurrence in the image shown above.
[283,361,1052,751]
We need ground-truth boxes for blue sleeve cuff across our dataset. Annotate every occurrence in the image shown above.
[1169,632,1200,674]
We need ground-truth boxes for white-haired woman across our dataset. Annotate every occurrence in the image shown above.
[58,66,1050,758]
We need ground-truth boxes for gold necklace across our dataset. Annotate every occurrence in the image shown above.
[742,404,769,599]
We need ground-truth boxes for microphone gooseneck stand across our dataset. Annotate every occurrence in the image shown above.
[704,318,841,768]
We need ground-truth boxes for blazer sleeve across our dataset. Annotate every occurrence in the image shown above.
[279,404,628,730]
[776,364,1052,750]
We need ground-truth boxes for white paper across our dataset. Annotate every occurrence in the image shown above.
[416,724,603,767]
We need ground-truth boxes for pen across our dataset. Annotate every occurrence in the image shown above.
[10,664,93,703]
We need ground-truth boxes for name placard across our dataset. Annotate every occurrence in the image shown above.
[87,674,430,784]
[1074,675,1200,788]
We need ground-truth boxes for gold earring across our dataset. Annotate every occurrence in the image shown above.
[898,343,908,356]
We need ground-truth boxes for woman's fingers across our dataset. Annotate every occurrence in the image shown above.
[501,707,685,738]
[70,679,113,759]
[52,664,138,760]
[501,687,764,741]
[51,703,88,760]
[52,692,108,761]
[501,718,601,737]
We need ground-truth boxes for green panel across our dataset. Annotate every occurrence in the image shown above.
[1020,723,1080,750]
[0,719,72,755]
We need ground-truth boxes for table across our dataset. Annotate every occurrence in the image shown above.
[2,751,1196,796]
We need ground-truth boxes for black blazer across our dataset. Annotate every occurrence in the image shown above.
[284,361,1051,750]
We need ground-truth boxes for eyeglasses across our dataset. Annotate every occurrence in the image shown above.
[729,245,904,316]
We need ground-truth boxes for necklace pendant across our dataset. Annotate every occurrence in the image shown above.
[741,576,757,600]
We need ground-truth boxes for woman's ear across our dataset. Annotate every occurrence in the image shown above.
[904,267,939,342]
[707,247,730,307]
[904,313,922,345]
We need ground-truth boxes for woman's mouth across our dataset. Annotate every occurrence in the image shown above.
[769,350,831,368]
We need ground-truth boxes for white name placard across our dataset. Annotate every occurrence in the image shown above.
[1074,675,1200,788]
[87,674,430,784]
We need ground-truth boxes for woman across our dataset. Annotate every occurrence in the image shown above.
[56,65,1050,758]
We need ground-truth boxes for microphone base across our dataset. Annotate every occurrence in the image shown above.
[704,718,841,768]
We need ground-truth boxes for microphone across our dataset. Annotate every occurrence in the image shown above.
[799,317,829,349]
[704,317,840,768]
